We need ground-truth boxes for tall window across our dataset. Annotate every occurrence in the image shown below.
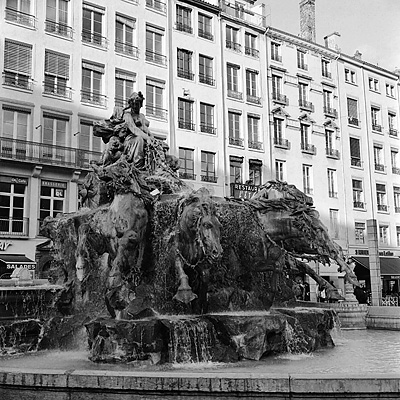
[388,112,397,136]
[115,14,137,57]
[228,111,241,146]
[246,70,259,103]
[248,115,261,149]
[371,107,381,131]
[245,33,258,57]
[391,149,399,174]
[82,3,105,46]
[376,184,387,211]
[39,181,65,222]
[3,40,32,90]
[230,161,242,184]
[275,160,285,181]
[369,77,379,92]
[355,222,365,244]
[179,148,195,180]
[300,123,310,150]
[178,98,194,130]
[0,179,27,235]
[373,145,384,171]
[2,106,29,141]
[226,26,240,51]
[201,151,216,182]
[350,137,361,167]
[321,59,330,78]
[345,68,356,84]
[146,25,165,65]
[198,13,212,40]
[386,83,395,98]
[352,179,364,209]
[176,5,192,33]
[199,55,214,85]
[227,64,240,96]
[302,164,312,195]
[5,0,34,27]
[273,118,285,146]
[297,49,307,70]
[177,49,193,80]
[327,169,337,198]
[271,42,281,61]
[81,61,105,106]
[379,225,389,245]
[272,75,282,100]
[325,129,335,153]
[44,50,70,98]
[329,209,339,239]
[146,78,165,119]
[249,162,261,185]
[298,82,309,107]
[45,0,71,37]
[42,114,68,162]
[200,103,215,134]
[347,98,359,126]
[79,120,102,154]
[115,69,136,107]
[323,90,333,113]
[394,186,400,213]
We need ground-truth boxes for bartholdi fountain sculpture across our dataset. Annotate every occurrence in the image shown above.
[33,91,359,364]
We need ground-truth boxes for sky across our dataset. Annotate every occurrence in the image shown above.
[262,0,400,72]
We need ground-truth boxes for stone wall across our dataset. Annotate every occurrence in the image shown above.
[366,306,400,330]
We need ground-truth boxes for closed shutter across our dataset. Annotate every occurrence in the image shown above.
[4,40,32,75]
[45,51,70,78]
[349,137,360,158]
[347,98,358,119]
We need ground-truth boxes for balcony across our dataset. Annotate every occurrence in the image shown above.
[271,54,282,62]
[372,124,382,132]
[272,93,289,105]
[145,50,167,65]
[393,167,400,175]
[245,47,259,58]
[221,1,266,27]
[0,217,29,237]
[395,206,400,213]
[145,0,166,13]
[274,137,291,150]
[348,117,359,126]
[43,82,72,100]
[326,148,340,159]
[227,90,243,100]
[5,7,36,28]
[0,137,102,170]
[389,128,398,137]
[226,40,241,52]
[81,90,107,107]
[329,191,338,198]
[82,30,108,48]
[115,41,139,58]
[298,62,308,71]
[324,106,338,118]
[177,69,194,80]
[146,105,167,120]
[178,120,195,130]
[322,71,332,79]
[301,143,317,155]
[200,124,216,134]
[45,20,73,39]
[351,157,362,167]
[377,204,388,212]
[248,141,263,150]
[198,29,213,41]
[299,99,314,112]
[201,175,218,183]
[179,172,196,180]
[199,74,215,86]
[247,94,261,104]
[304,187,313,195]
[229,137,244,147]
[176,22,193,34]
[374,163,385,172]
[353,201,365,209]
[3,71,33,91]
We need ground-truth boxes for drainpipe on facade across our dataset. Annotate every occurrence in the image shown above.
[168,2,176,155]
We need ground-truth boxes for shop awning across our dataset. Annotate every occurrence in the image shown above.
[351,256,400,276]
[0,254,36,270]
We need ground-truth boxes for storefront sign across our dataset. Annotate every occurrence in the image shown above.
[41,180,67,189]
[6,263,35,270]
[0,176,28,185]
[390,276,400,280]
[354,250,395,256]
[0,241,12,251]
[230,183,259,200]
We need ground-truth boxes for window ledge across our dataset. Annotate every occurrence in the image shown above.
[2,84,33,94]
[45,30,74,42]
[82,41,108,52]
[345,81,358,87]
[5,19,37,31]
[43,92,73,102]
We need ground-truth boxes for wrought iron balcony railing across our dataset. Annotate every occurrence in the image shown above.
[377,204,388,212]
[374,163,385,172]
[5,7,36,28]
[348,116,359,126]
[298,62,308,71]
[145,50,167,65]
[271,54,282,62]
[201,175,217,183]
[45,20,73,38]
[81,90,107,107]
[304,187,313,195]
[179,172,196,180]
[247,94,261,104]
[245,47,259,58]
[146,105,168,120]
[395,206,400,213]
[3,72,33,91]
[200,124,216,134]
[0,137,102,170]
[272,93,289,105]
[329,191,338,198]
[43,81,72,99]
[301,143,317,155]
[115,97,127,108]
[226,40,241,52]
[229,137,244,147]
[198,29,213,40]
[299,99,314,112]
[353,201,365,209]
[177,69,194,80]
[393,167,400,175]
[145,0,166,13]
[115,41,139,58]
[372,124,382,132]
[178,120,195,130]
[199,74,215,86]
[248,141,263,150]
[82,30,108,47]
[0,217,29,237]
[324,106,338,118]
[389,128,398,137]
[176,22,192,34]
[322,71,332,79]
[351,157,362,167]
[326,148,340,159]
[227,90,243,100]
[274,137,290,149]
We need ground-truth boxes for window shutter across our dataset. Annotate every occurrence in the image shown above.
[146,77,165,89]
[115,69,136,81]
[349,137,360,158]
[116,14,136,29]
[45,51,70,79]
[4,40,32,75]
[347,98,358,118]
[82,61,104,74]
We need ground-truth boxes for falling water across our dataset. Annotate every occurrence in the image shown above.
[283,321,310,354]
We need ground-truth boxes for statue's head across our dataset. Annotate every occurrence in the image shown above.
[128,91,144,113]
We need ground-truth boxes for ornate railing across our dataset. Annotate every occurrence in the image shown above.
[176,22,192,34]
[178,120,195,130]
[245,47,259,58]
[227,90,243,100]
[43,82,72,99]
[145,50,167,65]
[179,172,196,180]
[304,187,313,195]
[198,29,213,40]
[248,141,263,150]
[353,201,365,209]
[201,175,217,183]
[351,157,362,167]
[5,7,36,28]
[329,191,338,198]
[377,204,388,212]
[229,137,244,147]
[324,106,338,118]
[298,62,308,71]
[177,69,194,80]
[299,99,314,112]
[45,20,73,38]
[81,90,107,107]
[247,94,261,104]
[0,217,29,237]
[348,117,359,126]
[272,93,289,105]
[226,40,241,52]
[3,72,33,91]
[199,74,215,86]
[393,167,400,175]
[322,71,332,79]
[200,124,216,134]
[82,30,108,47]
[374,163,385,172]
[274,137,290,149]
[389,128,398,137]
[271,54,282,62]
[145,0,166,13]
[115,41,139,58]
[372,124,382,132]
[146,105,168,120]
[326,148,340,159]
[301,143,317,155]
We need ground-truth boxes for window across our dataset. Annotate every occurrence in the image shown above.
[302,164,313,195]
[352,179,364,209]
[177,49,193,80]
[246,70,260,104]
[300,124,314,154]
[369,77,379,92]
[273,118,289,148]
[345,68,356,84]
[146,24,166,65]
[299,82,312,110]
[3,40,32,90]
[226,26,240,51]
[350,137,361,167]
[2,106,29,142]
[394,186,400,213]
[5,0,35,28]
[248,115,261,150]
[45,0,71,37]
[115,69,136,107]
[200,103,215,134]
[79,119,102,156]
[323,90,336,117]
[386,83,395,98]
[297,49,307,70]
[115,14,137,57]
[249,162,261,186]
[146,77,166,119]
[373,145,385,172]
[230,161,242,184]
[271,75,283,102]
[355,222,365,244]
[82,3,106,47]
[376,183,387,212]
[0,179,27,235]
[178,98,194,130]
[275,160,285,181]
[347,98,359,126]
[388,113,397,136]
[81,61,105,106]
[146,0,166,13]
[379,225,389,245]
[228,111,241,146]
[371,107,382,132]
[44,50,70,98]
[329,209,339,239]
[245,33,258,57]
[321,59,331,78]
[178,148,195,180]
[199,55,214,86]
[39,181,65,222]
[201,151,216,182]
[327,169,337,198]
[325,130,339,158]
[176,5,192,33]
[198,13,213,40]
[227,64,241,99]
[391,149,400,174]
[271,42,281,61]
[42,113,69,163]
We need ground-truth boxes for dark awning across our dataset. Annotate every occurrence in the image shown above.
[352,256,400,276]
[0,254,36,270]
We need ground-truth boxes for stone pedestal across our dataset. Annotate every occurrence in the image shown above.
[344,282,358,303]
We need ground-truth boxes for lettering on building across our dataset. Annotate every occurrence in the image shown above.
[0,241,12,251]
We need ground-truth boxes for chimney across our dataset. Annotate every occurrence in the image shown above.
[299,0,316,42]
[324,32,341,51]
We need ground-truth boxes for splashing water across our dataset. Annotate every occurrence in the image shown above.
[283,321,310,355]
